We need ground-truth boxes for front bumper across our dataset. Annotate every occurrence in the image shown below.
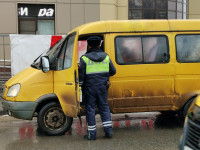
[1,98,37,120]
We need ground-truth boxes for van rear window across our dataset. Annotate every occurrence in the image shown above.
[115,35,169,65]
[176,34,200,63]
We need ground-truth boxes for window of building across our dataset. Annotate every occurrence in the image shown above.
[115,35,169,65]
[176,35,200,63]
[129,0,188,19]
[18,4,55,35]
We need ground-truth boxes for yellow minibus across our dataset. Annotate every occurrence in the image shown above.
[2,20,200,135]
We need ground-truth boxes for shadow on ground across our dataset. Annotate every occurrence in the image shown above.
[154,112,183,128]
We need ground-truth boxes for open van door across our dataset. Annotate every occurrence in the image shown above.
[54,33,80,117]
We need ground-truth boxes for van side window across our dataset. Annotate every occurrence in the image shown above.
[143,36,168,63]
[64,35,76,69]
[57,34,76,70]
[115,36,169,64]
[57,46,65,70]
[116,37,142,64]
[176,35,200,62]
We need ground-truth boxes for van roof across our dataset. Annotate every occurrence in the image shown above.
[69,20,200,35]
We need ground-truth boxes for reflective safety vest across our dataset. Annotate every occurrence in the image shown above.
[82,55,110,74]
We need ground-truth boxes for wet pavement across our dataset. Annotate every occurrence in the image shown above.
[0,111,183,150]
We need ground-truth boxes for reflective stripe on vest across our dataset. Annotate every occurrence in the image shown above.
[82,55,110,74]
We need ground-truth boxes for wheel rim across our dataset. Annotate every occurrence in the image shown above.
[44,107,66,130]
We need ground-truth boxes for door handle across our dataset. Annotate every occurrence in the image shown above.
[66,82,73,85]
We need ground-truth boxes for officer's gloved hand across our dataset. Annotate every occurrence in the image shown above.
[106,81,111,90]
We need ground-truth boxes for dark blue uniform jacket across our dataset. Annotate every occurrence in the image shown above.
[79,47,116,87]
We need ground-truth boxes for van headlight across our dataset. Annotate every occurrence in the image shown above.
[7,84,21,97]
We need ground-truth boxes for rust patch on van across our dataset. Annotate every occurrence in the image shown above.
[122,89,134,97]
[61,94,76,105]
[63,104,77,117]
[174,91,200,109]
[60,93,78,117]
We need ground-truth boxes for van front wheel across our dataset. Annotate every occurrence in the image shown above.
[37,102,73,136]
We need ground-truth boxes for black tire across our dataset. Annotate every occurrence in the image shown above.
[37,102,73,136]
[179,98,194,122]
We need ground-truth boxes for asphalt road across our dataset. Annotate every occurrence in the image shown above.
[0,112,183,150]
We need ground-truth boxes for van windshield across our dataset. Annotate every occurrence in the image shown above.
[31,37,66,69]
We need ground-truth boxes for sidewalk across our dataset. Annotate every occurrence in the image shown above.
[0,96,6,115]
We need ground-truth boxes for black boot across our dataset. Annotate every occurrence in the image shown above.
[105,133,112,139]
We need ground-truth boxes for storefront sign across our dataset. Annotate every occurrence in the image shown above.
[18,4,55,18]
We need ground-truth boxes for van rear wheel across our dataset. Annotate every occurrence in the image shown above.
[179,98,194,122]
[37,102,73,136]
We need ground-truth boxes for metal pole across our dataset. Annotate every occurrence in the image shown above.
[3,35,5,81]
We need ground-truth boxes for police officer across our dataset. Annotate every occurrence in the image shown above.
[79,36,116,140]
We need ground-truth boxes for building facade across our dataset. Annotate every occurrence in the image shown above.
[189,0,200,19]
[1,0,197,36]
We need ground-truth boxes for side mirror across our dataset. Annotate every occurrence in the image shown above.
[41,56,50,73]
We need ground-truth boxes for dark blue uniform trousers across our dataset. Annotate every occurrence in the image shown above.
[84,85,112,140]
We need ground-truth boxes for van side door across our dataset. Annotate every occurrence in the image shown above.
[109,33,175,113]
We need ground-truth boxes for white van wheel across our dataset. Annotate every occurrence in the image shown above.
[37,102,73,136]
